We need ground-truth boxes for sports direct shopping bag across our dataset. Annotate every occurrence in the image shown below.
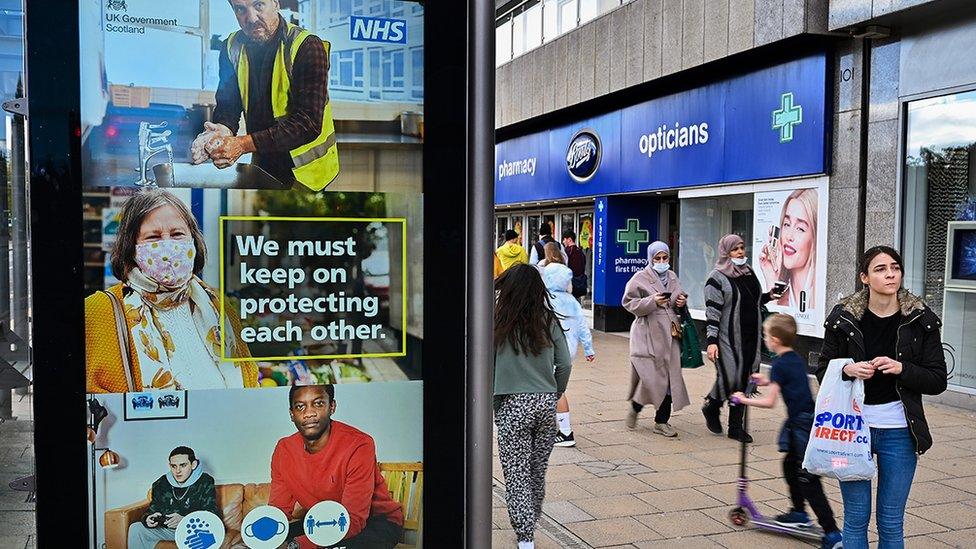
[802,358,876,481]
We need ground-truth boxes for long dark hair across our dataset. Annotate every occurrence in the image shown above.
[494,264,559,356]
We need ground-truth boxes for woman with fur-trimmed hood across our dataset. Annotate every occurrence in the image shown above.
[816,246,946,549]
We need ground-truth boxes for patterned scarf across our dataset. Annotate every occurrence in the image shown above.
[123,268,240,390]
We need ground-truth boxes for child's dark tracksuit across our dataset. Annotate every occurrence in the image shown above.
[771,351,838,533]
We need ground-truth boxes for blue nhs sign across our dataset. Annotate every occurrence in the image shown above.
[350,16,408,44]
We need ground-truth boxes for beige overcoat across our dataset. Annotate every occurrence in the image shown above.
[621,269,691,411]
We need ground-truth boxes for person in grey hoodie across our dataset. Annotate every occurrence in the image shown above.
[543,262,595,447]
[494,264,573,549]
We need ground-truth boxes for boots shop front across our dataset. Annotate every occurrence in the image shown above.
[495,52,832,341]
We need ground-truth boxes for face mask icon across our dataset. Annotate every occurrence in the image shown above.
[245,516,286,541]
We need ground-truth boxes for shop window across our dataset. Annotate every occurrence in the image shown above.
[678,194,754,312]
[903,89,976,390]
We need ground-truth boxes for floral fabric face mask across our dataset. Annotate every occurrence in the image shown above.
[135,239,196,288]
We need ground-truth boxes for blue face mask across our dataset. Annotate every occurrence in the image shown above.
[245,516,286,541]
[651,263,670,273]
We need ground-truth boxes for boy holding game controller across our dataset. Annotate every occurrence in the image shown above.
[127,446,220,549]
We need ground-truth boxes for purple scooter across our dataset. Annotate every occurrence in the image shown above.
[728,381,828,544]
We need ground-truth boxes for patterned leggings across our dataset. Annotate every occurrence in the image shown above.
[495,392,558,542]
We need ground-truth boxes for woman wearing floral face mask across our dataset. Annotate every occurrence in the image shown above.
[702,234,783,442]
[85,190,256,393]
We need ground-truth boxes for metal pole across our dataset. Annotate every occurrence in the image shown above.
[10,80,27,343]
[466,0,494,547]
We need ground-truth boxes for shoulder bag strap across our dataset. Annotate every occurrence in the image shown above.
[103,290,135,392]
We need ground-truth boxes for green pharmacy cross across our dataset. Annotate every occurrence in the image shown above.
[772,92,803,143]
[616,219,649,254]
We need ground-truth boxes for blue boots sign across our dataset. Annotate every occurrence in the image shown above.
[495,53,828,205]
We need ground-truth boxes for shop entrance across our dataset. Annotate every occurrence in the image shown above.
[495,203,596,309]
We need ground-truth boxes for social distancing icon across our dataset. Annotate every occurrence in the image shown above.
[303,500,350,546]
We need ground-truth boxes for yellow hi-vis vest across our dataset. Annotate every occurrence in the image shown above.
[227,23,339,191]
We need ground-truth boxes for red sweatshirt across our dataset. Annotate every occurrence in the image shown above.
[269,421,404,548]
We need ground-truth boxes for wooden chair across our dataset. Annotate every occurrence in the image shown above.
[379,462,423,548]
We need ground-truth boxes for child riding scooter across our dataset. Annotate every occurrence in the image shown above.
[731,313,843,549]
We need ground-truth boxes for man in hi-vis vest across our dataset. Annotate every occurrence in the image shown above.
[192,0,339,191]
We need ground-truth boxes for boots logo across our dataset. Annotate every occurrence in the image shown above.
[566,129,601,183]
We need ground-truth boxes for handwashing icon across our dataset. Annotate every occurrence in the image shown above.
[305,512,347,535]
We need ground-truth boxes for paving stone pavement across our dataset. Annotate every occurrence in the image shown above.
[0,391,34,549]
[492,331,976,548]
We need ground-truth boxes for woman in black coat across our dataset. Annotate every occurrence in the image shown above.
[816,246,947,549]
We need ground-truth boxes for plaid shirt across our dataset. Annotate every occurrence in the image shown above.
[214,16,330,187]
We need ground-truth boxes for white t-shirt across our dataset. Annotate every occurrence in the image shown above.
[863,401,908,429]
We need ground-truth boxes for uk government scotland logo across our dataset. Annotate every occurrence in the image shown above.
[566,129,602,183]
[772,92,802,143]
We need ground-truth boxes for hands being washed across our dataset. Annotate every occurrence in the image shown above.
[190,122,233,165]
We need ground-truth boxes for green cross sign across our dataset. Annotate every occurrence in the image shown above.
[616,219,649,254]
[772,92,803,143]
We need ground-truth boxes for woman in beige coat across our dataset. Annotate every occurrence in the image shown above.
[621,241,691,436]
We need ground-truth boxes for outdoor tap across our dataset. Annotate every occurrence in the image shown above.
[135,144,173,187]
[147,130,172,148]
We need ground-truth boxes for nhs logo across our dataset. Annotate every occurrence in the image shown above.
[350,16,407,44]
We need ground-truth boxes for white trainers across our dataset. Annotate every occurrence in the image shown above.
[653,423,678,437]
[625,408,638,430]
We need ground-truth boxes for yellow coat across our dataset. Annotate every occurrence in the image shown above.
[85,283,258,393]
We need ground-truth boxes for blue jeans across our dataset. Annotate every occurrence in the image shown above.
[839,427,917,549]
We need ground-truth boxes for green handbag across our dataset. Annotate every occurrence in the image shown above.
[680,314,704,369]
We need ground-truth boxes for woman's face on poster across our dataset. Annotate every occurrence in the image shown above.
[781,198,814,271]
[136,205,191,246]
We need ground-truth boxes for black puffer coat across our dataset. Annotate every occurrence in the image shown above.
[815,288,947,455]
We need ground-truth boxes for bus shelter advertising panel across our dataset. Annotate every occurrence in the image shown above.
[80,2,425,548]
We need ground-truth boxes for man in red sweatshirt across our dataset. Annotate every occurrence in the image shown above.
[272,384,404,549]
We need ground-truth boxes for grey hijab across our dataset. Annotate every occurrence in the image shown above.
[646,241,670,288]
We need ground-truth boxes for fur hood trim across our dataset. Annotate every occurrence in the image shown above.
[837,288,927,320]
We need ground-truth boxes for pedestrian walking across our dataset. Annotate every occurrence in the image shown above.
[536,241,564,270]
[529,222,567,265]
[621,241,690,437]
[562,229,588,300]
[732,313,843,549]
[496,229,528,273]
[702,234,783,442]
[542,262,595,448]
[816,246,947,549]
[493,264,573,549]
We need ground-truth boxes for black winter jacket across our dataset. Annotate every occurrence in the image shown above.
[815,289,947,455]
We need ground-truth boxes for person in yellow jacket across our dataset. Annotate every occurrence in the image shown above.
[496,229,528,273]
[86,190,257,393]
[192,0,339,191]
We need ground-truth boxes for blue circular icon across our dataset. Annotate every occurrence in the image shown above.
[566,129,602,183]
[241,505,290,549]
